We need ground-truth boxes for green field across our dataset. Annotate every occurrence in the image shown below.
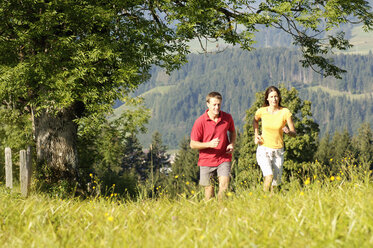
[1,180,373,247]
[306,85,373,100]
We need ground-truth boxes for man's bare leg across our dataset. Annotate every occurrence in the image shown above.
[204,185,214,200]
[218,176,230,201]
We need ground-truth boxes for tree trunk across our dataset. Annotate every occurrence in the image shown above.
[33,107,79,184]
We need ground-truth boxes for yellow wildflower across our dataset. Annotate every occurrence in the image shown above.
[330,176,335,181]
[304,178,310,185]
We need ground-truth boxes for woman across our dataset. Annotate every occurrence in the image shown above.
[253,86,296,192]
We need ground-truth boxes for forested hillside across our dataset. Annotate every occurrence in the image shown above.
[116,47,373,149]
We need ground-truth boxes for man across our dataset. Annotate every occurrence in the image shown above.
[190,92,236,200]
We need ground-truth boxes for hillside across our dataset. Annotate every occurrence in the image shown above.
[187,22,371,55]
[112,47,373,149]
[112,23,373,149]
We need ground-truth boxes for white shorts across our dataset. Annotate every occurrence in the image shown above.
[256,145,285,186]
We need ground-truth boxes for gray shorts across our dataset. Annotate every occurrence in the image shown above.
[199,162,231,186]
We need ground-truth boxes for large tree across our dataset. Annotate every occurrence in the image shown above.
[0,0,372,184]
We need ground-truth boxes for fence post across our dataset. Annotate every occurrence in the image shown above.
[27,146,32,188]
[5,147,12,189]
[20,149,31,197]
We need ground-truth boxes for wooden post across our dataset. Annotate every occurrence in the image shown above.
[20,149,31,197]
[5,147,12,189]
[27,146,32,187]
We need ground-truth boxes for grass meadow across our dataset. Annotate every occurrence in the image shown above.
[1,178,373,248]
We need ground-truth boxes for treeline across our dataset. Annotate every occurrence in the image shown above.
[301,89,373,135]
[133,47,373,148]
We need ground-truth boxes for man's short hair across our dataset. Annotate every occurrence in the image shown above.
[206,92,222,103]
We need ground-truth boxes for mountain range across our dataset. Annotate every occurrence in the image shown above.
[113,24,373,150]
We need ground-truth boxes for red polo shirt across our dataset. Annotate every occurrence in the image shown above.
[191,110,235,167]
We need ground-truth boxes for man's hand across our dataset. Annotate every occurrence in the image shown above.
[226,143,234,153]
[209,137,220,148]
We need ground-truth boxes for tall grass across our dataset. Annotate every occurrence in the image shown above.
[1,178,373,247]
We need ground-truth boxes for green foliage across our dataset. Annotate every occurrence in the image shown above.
[0,107,33,181]
[121,134,148,181]
[146,131,171,175]
[314,133,332,165]
[0,1,191,116]
[141,132,171,197]
[315,122,373,169]
[78,98,150,197]
[352,122,373,166]
[282,88,320,163]
[166,137,199,197]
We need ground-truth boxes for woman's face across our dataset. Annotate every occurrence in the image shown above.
[267,91,279,107]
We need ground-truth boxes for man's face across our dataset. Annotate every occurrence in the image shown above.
[207,97,221,116]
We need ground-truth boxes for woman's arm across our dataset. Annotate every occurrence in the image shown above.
[283,116,296,137]
[253,116,262,144]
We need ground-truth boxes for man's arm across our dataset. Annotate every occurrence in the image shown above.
[190,138,220,150]
[226,130,236,153]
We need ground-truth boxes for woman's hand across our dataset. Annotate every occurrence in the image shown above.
[283,125,296,137]
[254,135,262,144]
[282,126,290,134]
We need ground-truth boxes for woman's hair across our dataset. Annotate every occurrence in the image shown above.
[263,86,282,107]
[206,92,222,103]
